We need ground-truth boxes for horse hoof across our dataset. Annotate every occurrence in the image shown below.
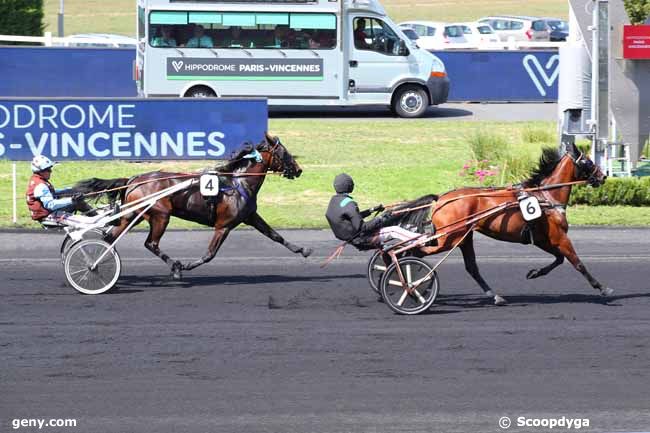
[600,287,614,297]
[170,262,183,281]
[301,248,313,258]
[494,295,508,306]
[526,269,540,279]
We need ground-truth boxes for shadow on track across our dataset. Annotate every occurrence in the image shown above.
[117,273,367,289]
[436,292,650,308]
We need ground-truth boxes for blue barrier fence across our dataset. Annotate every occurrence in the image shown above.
[0,46,559,102]
[0,98,268,161]
[432,50,559,102]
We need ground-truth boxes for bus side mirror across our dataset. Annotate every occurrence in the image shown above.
[397,40,409,56]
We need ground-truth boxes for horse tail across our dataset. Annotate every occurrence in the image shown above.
[73,177,130,202]
[390,194,438,231]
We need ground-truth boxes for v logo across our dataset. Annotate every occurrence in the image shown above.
[522,54,559,97]
[171,60,184,73]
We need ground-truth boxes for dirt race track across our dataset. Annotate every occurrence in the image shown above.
[1,228,649,433]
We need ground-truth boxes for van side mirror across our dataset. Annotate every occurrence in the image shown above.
[397,39,409,56]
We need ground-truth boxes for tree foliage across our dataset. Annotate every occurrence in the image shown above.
[624,0,650,24]
[0,0,44,37]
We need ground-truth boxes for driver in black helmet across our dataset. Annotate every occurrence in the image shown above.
[325,173,418,250]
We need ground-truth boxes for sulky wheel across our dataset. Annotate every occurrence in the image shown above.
[367,250,387,295]
[380,257,439,315]
[60,229,107,264]
[64,239,121,295]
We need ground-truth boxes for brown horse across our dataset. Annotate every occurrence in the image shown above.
[74,134,312,280]
[412,142,610,305]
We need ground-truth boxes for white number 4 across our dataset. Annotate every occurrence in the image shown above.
[200,174,220,197]
[519,196,542,221]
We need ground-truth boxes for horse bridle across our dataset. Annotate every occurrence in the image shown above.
[568,151,600,185]
[264,137,297,179]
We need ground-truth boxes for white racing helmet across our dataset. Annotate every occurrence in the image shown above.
[31,155,57,173]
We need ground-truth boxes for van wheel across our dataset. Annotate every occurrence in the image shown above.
[392,85,428,118]
[184,86,216,98]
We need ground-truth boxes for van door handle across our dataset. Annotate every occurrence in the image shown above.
[349,60,358,67]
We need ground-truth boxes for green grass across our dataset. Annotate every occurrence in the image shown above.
[2,119,648,229]
[43,0,568,37]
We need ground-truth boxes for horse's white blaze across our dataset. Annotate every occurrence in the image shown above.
[397,290,409,306]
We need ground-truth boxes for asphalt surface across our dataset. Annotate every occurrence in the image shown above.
[270,103,558,122]
[1,228,649,433]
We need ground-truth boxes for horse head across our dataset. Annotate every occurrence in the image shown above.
[567,143,606,187]
[260,133,302,179]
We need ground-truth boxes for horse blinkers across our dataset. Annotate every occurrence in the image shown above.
[269,138,302,179]
[574,153,606,187]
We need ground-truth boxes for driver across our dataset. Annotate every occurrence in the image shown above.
[354,18,371,49]
[26,155,96,225]
[325,173,419,250]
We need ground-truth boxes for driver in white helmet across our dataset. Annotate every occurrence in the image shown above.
[25,155,96,225]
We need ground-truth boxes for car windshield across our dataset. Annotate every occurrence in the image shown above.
[477,25,493,34]
[548,20,568,31]
[444,26,463,37]
[401,28,418,40]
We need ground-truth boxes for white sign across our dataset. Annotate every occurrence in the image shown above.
[519,196,542,221]
[200,174,220,197]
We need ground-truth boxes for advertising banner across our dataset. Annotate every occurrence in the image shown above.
[166,58,324,81]
[0,98,267,161]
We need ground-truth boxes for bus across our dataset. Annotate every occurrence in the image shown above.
[135,0,449,117]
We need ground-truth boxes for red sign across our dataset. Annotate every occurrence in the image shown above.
[623,24,650,59]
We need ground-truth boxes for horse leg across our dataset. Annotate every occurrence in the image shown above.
[143,213,183,280]
[526,240,564,280]
[459,233,507,306]
[553,233,613,297]
[245,212,312,257]
[183,227,230,271]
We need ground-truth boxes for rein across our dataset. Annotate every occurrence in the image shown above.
[81,170,283,198]
[390,180,588,215]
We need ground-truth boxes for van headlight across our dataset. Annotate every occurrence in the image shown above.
[430,55,446,76]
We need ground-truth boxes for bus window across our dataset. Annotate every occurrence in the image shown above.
[148,10,336,49]
[149,11,187,47]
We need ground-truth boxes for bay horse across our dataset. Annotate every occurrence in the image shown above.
[73,133,312,280]
[402,142,610,305]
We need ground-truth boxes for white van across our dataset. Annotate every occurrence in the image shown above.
[136,0,449,117]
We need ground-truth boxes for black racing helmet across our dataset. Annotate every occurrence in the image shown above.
[333,173,354,194]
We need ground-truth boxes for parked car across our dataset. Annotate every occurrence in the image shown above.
[453,21,500,45]
[60,33,137,48]
[478,16,550,42]
[540,18,569,41]
[398,21,467,49]
[398,26,420,43]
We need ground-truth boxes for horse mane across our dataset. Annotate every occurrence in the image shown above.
[389,194,438,231]
[522,147,563,187]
